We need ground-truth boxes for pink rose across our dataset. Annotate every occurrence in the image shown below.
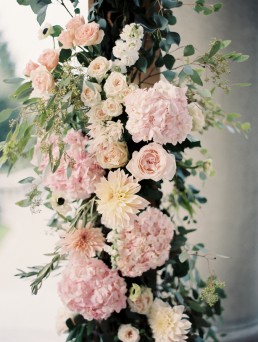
[58,30,74,49]
[74,22,104,47]
[66,15,85,32]
[38,49,59,71]
[23,60,39,77]
[126,142,176,181]
[30,65,55,95]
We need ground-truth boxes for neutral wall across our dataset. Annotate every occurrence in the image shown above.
[176,1,258,340]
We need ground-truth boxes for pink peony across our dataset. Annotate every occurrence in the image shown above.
[74,22,104,47]
[110,207,174,277]
[30,65,55,95]
[38,48,59,71]
[23,60,39,77]
[58,258,127,321]
[124,80,192,145]
[41,129,104,200]
[126,142,176,181]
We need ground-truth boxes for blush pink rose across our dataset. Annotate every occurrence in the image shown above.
[66,15,85,32]
[30,65,55,94]
[58,30,74,49]
[23,60,39,77]
[38,49,59,71]
[74,22,104,47]
[126,142,176,181]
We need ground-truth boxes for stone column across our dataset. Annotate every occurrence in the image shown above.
[175,1,258,340]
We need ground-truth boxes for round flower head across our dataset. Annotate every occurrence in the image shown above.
[95,169,149,229]
[148,299,191,342]
[118,324,140,342]
[51,193,72,215]
[38,22,54,40]
[128,286,153,315]
[58,258,127,321]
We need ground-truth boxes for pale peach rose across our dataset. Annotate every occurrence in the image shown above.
[30,65,55,94]
[87,56,112,81]
[74,22,104,47]
[86,103,111,122]
[118,324,140,342]
[96,141,128,169]
[104,71,128,98]
[66,15,85,32]
[81,82,101,107]
[38,49,59,71]
[102,98,123,117]
[58,30,74,49]
[188,102,205,132]
[126,142,176,182]
[128,287,153,315]
[23,60,39,77]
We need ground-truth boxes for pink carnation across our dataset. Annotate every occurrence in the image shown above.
[111,207,174,277]
[58,258,127,321]
[124,80,192,145]
[38,129,104,200]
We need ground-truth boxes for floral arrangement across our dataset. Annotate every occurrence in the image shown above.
[0,0,250,341]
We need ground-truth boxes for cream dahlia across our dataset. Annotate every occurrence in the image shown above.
[95,169,149,229]
[148,299,191,342]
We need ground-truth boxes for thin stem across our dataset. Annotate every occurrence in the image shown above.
[56,0,73,17]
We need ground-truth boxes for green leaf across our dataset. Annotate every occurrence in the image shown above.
[0,108,15,123]
[16,198,31,207]
[51,25,62,37]
[208,41,221,58]
[179,251,189,263]
[166,13,177,25]
[135,56,148,73]
[98,18,107,30]
[162,70,176,82]
[59,49,72,63]
[18,177,35,184]
[220,39,231,49]
[190,70,203,85]
[188,299,204,313]
[163,54,175,69]
[184,45,195,56]
[153,14,168,30]
[183,65,193,75]
[166,31,180,45]
[4,77,24,84]
[162,0,180,9]
[213,3,223,12]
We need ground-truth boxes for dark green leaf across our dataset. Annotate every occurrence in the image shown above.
[163,54,175,69]
[208,41,221,58]
[184,45,195,56]
[162,70,176,82]
[135,56,148,72]
[153,14,168,30]
[190,70,203,85]
[166,31,180,45]
[51,25,62,37]
[188,299,204,313]
[59,49,72,63]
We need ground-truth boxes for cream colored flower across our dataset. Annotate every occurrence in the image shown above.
[203,158,214,176]
[38,22,54,40]
[81,82,101,107]
[148,299,191,342]
[87,56,112,81]
[86,103,111,122]
[129,283,142,302]
[102,98,123,117]
[95,169,149,229]
[51,193,72,215]
[104,71,127,98]
[96,141,128,169]
[118,324,140,342]
[188,102,205,132]
[128,286,153,315]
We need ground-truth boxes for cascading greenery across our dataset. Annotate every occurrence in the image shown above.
[0,1,249,341]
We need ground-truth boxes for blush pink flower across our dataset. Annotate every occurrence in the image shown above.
[58,222,106,261]
[66,15,85,32]
[30,65,55,95]
[38,49,59,71]
[58,258,127,321]
[74,22,104,47]
[126,142,176,181]
[109,207,174,277]
[124,80,192,145]
[23,60,39,77]
[58,30,74,49]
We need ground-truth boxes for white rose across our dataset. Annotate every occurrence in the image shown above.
[188,102,205,132]
[87,56,112,82]
[104,71,127,97]
[102,98,123,117]
[81,81,101,107]
[128,287,153,315]
[118,324,140,342]
[96,141,128,169]
[86,103,111,122]
[126,142,176,181]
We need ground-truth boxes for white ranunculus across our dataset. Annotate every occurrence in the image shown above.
[87,56,112,81]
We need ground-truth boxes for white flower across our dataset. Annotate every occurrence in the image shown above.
[81,81,101,107]
[128,286,153,315]
[38,22,54,40]
[87,56,112,82]
[86,103,111,122]
[113,40,127,60]
[112,60,127,74]
[102,98,123,117]
[188,102,205,132]
[96,141,128,169]
[51,193,72,215]
[104,71,128,98]
[120,23,144,41]
[95,169,149,229]
[118,324,140,342]
[148,299,191,342]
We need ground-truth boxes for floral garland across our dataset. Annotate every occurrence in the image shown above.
[0,0,249,341]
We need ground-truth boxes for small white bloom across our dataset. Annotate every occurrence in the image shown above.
[120,23,144,41]
[118,324,140,342]
[51,193,72,215]
[38,22,54,40]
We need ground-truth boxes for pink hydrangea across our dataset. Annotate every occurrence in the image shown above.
[33,129,104,200]
[110,207,175,277]
[58,258,127,321]
[124,80,192,145]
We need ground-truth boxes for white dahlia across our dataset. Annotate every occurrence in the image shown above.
[148,299,191,342]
